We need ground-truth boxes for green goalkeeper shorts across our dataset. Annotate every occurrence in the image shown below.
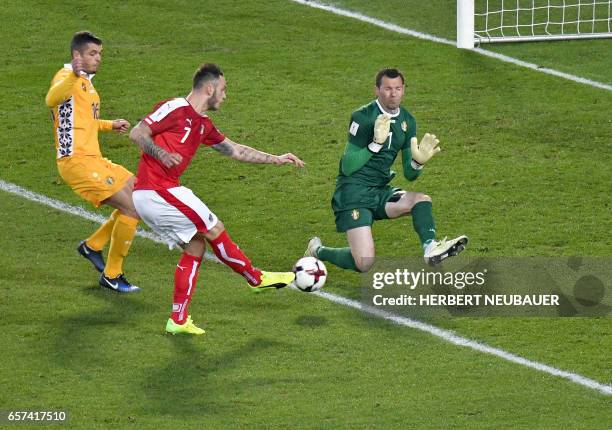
[332,183,404,232]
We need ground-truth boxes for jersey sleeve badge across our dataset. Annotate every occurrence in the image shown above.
[349,121,360,136]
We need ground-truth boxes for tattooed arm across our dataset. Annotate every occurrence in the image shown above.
[212,138,304,167]
[129,122,182,168]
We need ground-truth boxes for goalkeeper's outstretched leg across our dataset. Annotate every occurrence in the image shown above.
[306,226,375,273]
[310,191,468,272]
[384,191,468,265]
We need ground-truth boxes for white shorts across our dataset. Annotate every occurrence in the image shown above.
[133,186,218,249]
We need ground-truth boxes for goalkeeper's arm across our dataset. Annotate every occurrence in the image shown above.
[341,142,374,176]
[402,147,422,181]
[341,114,391,176]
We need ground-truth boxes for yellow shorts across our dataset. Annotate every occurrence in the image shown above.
[57,155,133,208]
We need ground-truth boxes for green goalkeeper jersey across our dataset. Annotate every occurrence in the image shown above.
[336,100,419,187]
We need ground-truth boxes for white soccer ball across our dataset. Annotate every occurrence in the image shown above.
[293,257,327,292]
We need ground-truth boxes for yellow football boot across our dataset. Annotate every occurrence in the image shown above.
[248,271,295,294]
[165,315,205,335]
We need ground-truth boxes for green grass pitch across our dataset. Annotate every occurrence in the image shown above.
[0,1,610,428]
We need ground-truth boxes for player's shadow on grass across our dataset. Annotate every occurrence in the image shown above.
[294,315,328,327]
[139,336,294,416]
[48,298,153,370]
[79,282,156,309]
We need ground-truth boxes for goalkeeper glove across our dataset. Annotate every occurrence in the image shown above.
[410,133,440,169]
[368,114,391,153]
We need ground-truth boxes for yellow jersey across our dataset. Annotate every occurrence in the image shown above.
[45,64,114,159]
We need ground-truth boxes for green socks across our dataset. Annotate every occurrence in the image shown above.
[317,246,359,272]
[411,201,436,246]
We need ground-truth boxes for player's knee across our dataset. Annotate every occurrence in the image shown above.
[115,204,139,219]
[213,220,224,233]
[125,176,136,190]
[415,193,432,204]
[123,208,140,220]
[356,256,375,273]
[185,234,207,258]
[398,198,413,214]
[204,220,225,241]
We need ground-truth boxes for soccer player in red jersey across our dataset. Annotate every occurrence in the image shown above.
[129,63,304,335]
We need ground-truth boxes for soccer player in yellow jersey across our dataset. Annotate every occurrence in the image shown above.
[45,31,140,293]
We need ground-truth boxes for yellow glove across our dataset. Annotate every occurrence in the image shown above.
[374,114,391,143]
[410,133,441,168]
[368,114,391,153]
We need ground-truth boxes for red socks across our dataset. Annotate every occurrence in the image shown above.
[208,230,262,286]
[170,230,262,324]
[171,253,202,324]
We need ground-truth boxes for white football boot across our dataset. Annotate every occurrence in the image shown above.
[305,237,323,258]
[424,235,468,266]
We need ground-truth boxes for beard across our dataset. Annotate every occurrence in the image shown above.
[83,64,98,74]
[207,91,222,111]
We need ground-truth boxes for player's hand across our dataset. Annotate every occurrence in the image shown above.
[275,153,305,167]
[71,54,84,77]
[410,133,441,166]
[112,119,131,133]
[159,152,182,168]
[373,114,391,144]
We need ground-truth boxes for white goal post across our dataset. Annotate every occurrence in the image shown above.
[457,0,612,48]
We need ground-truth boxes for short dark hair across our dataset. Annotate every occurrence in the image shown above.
[71,31,102,54]
[375,68,405,87]
[193,63,224,89]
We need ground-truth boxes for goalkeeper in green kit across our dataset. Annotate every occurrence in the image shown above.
[306,68,468,272]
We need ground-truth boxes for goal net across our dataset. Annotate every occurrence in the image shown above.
[457,0,612,48]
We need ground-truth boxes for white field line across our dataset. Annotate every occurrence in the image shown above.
[314,290,612,395]
[0,180,221,262]
[289,0,612,92]
[1,179,610,395]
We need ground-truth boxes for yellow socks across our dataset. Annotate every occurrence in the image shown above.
[104,214,139,278]
[85,210,119,251]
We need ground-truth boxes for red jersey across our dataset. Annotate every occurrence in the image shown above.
[134,98,225,190]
